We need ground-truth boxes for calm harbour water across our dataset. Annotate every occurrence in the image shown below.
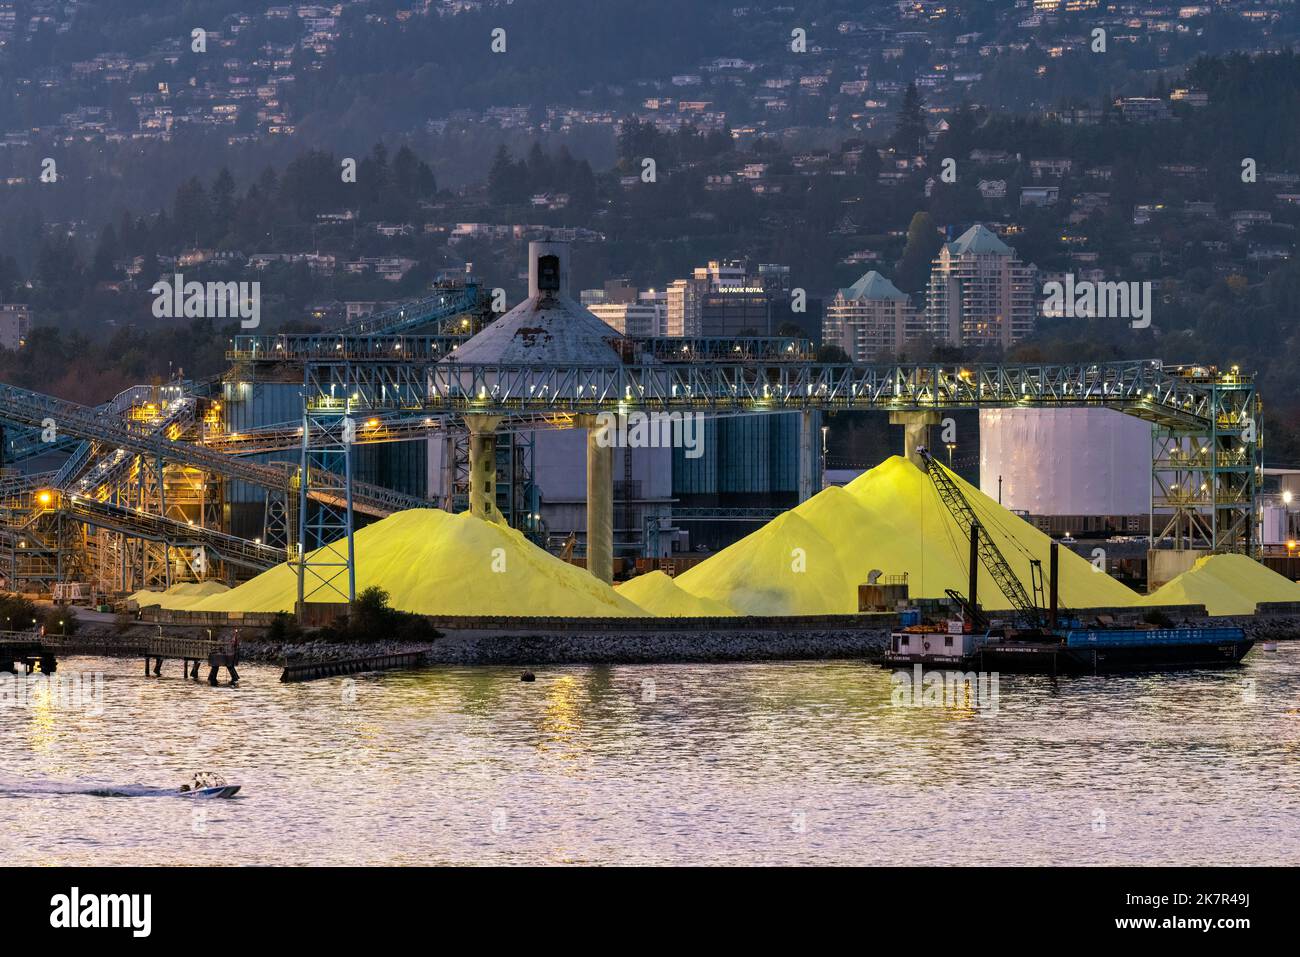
[2,646,1299,866]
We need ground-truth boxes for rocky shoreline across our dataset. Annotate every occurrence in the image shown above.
[1235,615,1300,642]
[426,627,891,665]
[65,614,1300,671]
[230,627,891,667]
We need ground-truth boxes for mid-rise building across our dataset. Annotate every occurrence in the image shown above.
[925,225,1037,349]
[693,259,747,288]
[699,286,773,337]
[0,303,30,350]
[665,259,795,337]
[582,280,666,337]
[824,271,921,361]
[666,277,705,336]
[587,298,665,337]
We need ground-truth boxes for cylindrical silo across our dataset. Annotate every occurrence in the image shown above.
[978,408,1150,515]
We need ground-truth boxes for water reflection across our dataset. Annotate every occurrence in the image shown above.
[0,647,1298,865]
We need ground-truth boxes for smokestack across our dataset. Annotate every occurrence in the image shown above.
[528,240,571,301]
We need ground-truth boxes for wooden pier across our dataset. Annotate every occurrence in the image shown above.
[141,634,241,685]
[0,633,57,675]
[0,629,240,684]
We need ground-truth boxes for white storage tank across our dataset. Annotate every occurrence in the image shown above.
[979,408,1150,516]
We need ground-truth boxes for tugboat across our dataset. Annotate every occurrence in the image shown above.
[883,448,1253,675]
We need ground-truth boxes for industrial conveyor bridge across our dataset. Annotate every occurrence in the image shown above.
[0,383,432,518]
[302,357,1243,425]
[289,356,1258,582]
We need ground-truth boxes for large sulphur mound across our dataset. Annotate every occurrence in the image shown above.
[673,455,1140,615]
[1140,553,1300,616]
[180,509,646,617]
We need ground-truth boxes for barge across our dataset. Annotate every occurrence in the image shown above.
[881,447,1253,675]
[885,623,1253,674]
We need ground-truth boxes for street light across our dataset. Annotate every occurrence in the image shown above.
[946,442,956,466]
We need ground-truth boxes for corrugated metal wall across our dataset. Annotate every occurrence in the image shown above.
[673,413,799,497]
[221,380,427,506]
[672,420,720,496]
[222,381,300,506]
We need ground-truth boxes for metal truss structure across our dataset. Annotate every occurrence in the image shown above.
[346,277,485,336]
[298,357,1260,557]
[0,383,432,517]
[0,283,490,601]
[1149,369,1260,552]
[295,402,356,607]
[0,381,429,595]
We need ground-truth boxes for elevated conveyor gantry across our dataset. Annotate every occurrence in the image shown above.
[296,357,1259,555]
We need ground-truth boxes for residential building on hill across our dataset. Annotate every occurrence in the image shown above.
[925,224,1038,349]
[823,271,922,361]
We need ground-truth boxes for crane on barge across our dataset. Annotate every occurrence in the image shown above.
[915,444,1063,634]
[883,448,1252,673]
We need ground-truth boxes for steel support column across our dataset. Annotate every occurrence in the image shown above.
[889,410,941,469]
[798,409,820,503]
[578,414,613,584]
[295,376,357,615]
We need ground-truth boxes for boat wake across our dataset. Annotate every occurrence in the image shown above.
[0,776,241,800]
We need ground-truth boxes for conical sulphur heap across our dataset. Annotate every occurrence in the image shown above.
[162,509,646,617]
[673,510,856,616]
[130,580,230,610]
[673,455,1141,615]
[1140,553,1300,616]
[616,571,738,617]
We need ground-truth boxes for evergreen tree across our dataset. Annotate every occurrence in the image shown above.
[392,145,421,197]
[891,82,927,155]
[525,141,552,194]
[172,178,210,247]
[209,168,237,243]
[91,223,120,281]
[896,211,943,293]
[487,145,525,205]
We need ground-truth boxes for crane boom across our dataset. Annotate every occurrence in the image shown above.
[916,446,1044,628]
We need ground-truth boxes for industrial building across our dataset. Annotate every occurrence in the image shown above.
[0,303,30,351]
[978,407,1153,538]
